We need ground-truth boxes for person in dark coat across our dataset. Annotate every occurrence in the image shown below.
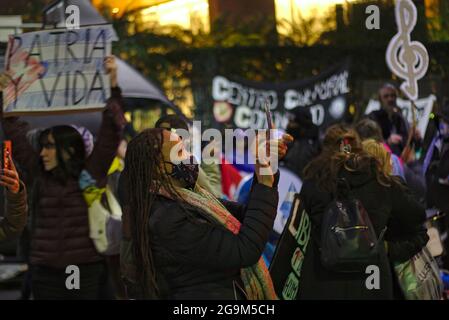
[423,102,449,213]
[368,83,421,156]
[0,56,126,299]
[423,102,449,268]
[283,107,320,180]
[120,128,291,299]
[298,124,428,300]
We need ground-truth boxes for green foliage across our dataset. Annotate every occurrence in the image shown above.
[427,0,449,42]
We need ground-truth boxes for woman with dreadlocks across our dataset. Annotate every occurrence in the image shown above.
[121,128,291,299]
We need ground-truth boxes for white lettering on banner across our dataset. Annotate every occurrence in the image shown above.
[212,76,279,110]
[233,105,289,129]
[211,75,230,101]
[234,105,252,128]
[284,71,350,110]
[251,109,267,128]
[310,104,326,126]
[212,69,349,129]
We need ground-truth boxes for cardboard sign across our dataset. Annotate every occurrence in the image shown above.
[3,25,114,115]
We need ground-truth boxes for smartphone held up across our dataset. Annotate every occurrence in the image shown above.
[1,140,12,171]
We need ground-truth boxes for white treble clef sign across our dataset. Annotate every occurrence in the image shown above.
[386,0,429,101]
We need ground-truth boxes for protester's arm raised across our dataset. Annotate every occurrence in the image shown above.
[385,182,429,263]
[85,56,126,186]
[0,74,40,177]
[152,182,278,269]
[219,133,287,222]
[0,154,27,241]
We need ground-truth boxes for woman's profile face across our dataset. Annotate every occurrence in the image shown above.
[161,129,190,173]
[40,133,58,171]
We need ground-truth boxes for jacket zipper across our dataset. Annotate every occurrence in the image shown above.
[332,225,368,232]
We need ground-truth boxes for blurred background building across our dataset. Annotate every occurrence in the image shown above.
[0,0,448,123]
[89,0,444,42]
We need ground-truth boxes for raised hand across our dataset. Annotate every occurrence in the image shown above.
[104,55,118,88]
[0,153,20,194]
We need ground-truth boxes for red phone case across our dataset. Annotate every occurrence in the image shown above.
[3,140,12,170]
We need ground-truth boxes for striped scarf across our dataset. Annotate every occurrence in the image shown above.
[160,184,278,300]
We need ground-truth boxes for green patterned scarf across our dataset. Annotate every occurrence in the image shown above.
[161,184,278,300]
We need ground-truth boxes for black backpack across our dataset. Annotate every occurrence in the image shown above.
[320,178,386,273]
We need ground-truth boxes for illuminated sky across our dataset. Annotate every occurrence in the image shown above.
[140,0,210,32]
[275,0,359,22]
[93,0,360,34]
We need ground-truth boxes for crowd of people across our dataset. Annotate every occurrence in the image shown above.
[0,57,447,300]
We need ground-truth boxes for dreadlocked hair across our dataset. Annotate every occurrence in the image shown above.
[124,128,187,299]
[304,124,398,194]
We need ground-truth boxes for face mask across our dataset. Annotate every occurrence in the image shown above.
[165,155,199,189]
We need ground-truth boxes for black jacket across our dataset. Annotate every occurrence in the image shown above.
[298,168,428,300]
[121,178,278,300]
[426,136,449,213]
[0,182,27,242]
[282,139,319,180]
[369,109,409,156]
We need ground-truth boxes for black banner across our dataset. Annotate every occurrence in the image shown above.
[269,194,311,300]
[211,60,350,130]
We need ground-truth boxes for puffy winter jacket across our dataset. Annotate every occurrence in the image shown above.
[1,87,125,268]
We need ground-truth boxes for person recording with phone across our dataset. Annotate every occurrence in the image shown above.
[0,56,126,299]
[0,151,28,242]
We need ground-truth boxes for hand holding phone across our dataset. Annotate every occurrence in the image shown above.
[2,141,12,171]
[263,100,294,161]
[264,99,274,130]
[0,144,20,194]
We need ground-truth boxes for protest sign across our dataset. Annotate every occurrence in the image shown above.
[273,168,302,234]
[269,195,311,300]
[211,61,350,130]
[365,94,435,137]
[386,0,428,101]
[2,25,114,115]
